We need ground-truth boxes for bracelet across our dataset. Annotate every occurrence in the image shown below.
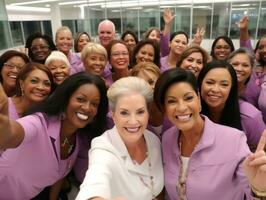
[252,185,266,197]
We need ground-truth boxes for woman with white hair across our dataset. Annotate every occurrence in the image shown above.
[76,77,164,200]
[45,50,71,85]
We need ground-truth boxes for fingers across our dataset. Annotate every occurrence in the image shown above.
[256,130,266,153]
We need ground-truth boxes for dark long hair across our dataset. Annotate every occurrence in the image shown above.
[28,72,108,137]
[198,60,242,130]
[210,36,235,59]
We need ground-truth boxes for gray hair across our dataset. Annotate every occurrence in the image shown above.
[227,47,255,68]
[98,19,116,34]
[45,50,70,67]
[81,42,108,62]
[107,77,153,111]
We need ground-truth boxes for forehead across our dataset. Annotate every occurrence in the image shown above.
[166,82,195,96]
[173,34,187,41]
[32,38,48,45]
[26,69,48,78]
[49,60,67,66]
[150,29,160,35]
[99,22,114,32]
[112,43,127,51]
[57,30,72,38]
[140,44,154,51]
[187,52,203,58]
[216,38,229,46]
[116,93,146,107]
[124,34,134,39]
[230,53,249,61]
[205,68,232,80]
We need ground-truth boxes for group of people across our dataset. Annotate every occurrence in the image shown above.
[0,8,266,200]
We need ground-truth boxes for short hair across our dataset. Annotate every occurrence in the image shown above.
[131,39,160,68]
[55,26,72,41]
[45,50,71,68]
[130,62,161,78]
[170,31,189,43]
[106,40,129,61]
[107,76,153,112]
[227,48,255,85]
[210,36,235,59]
[143,27,160,39]
[16,62,55,97]
[121,30,139,44]
[74,32,91,52]
[98,19,115,34]
[81,42,108,62]
[25,32,57,62]
[28,72,108,136]
[0,50,30,83]
[197,60,242,130]
[176,44,209,68]
[154,68,198,112]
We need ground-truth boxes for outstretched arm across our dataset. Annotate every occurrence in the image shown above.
[0,83,24,149]
[163,8,175,36]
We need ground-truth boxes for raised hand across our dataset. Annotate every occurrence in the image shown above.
[163,8,175,25]
[236,16,249,30]
[244,130,266,193]
[192,27,205,45]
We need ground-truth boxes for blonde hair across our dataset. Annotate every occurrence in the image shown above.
[45,50,70,67]
[107,76,153,111]
[130,62,161,78]
[81,42,108,62]
[55,26,72,41]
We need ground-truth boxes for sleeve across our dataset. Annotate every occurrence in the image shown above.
[258,75,266,123]
[240,38,253,52]
[160,33,170,57]
[16,114,42,144]
[76,142,115,200]
[235,133,254,199]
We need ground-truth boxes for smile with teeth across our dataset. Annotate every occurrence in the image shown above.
[8,74,17,79]
[208,94,221,100]
[124,126,141,133]
[54,75,66,81]
[175,114,191,122]
[77,113,89,120]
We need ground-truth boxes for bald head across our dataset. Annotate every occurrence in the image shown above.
[98,20,116,48]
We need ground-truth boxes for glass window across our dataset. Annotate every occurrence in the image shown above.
[9,21,24,46]
[139,6,160,39]
[62,20,76,35]
[193,3,212,39]
[212,3,230,38]
[42,21,52,37]
[22,21,42,42]
[258,1,266,38]
[173,5,191,35]
[107,8,122,38]
[0,21,12,50]
[122,6,139,39]
[230,1,260,39]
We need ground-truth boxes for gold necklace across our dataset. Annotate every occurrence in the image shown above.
[61,135,74,154]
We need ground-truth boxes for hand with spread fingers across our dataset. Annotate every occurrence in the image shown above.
[244,130,266,196]
[192,27,205,45]
[163,8,175,25]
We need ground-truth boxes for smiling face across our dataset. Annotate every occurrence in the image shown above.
[180,52,203,78]
[98,22,115,48]
[200,68,232,112]
[213,39,231,60]
[164,82,201,132]
[170,34,188,56]
[229,53,252,85]
[84,53,107,75]
[56,30,73,55]
[112,93,149,145]
[110,43,129,71]
[135,44,155,64]
[20,69,51,103]
[258,37,266,64]
[123,34,136,50]
[30,38,51,63]
[148,29,160,42]
[77,34,90,52]
[63,83,100,132]
[1,56,26,94]
[47,60,70,85]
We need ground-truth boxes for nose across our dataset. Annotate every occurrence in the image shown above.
[56,68,62,73]
[128,113,138,124]
[210,84,219,93]
[82,102,91,111]
[36,83,45,90]
[176,100,187,113]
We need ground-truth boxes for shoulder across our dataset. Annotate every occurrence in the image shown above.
[239,99,263,119]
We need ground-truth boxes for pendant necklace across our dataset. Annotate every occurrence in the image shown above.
[61,135,74,154]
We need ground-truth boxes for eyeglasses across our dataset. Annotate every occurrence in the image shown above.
[30,45,50,52]
[4,63,24,71]
[111,51,129,57]
[215,45,230,50]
